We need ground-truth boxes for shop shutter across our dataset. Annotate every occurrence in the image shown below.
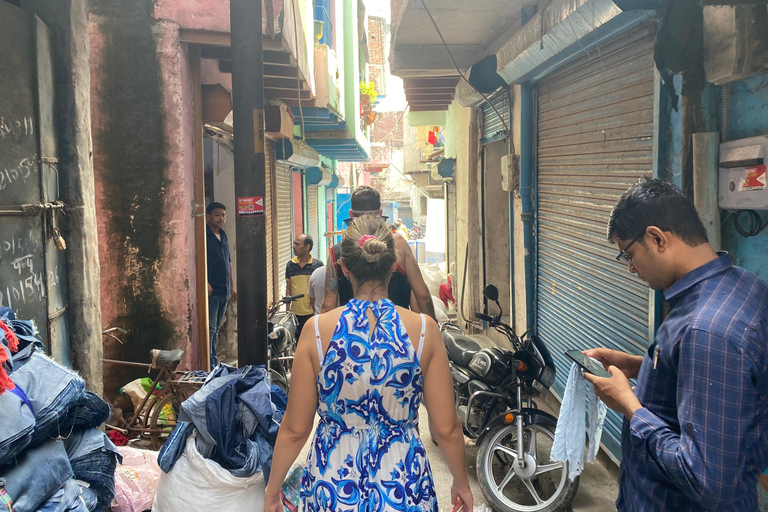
[265,143,275,305]
[307,186,320,260]
[481,89,510,144]
[276,162,293,299]
[535,23,657,459]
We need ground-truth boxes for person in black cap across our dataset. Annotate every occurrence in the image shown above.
[321,185,436,320]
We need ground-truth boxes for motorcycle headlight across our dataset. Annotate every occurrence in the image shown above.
[468,352,492,377]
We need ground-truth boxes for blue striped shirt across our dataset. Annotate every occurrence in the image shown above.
[617,253,768,512]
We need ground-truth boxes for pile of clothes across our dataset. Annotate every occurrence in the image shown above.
[0,307,120,512]
[153,365,285,511]
[157,364,285,480]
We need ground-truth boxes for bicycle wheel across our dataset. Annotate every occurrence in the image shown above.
[146,385,196,450]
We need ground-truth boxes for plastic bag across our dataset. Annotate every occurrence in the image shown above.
[152,434,265,512]
[112,446,162,512]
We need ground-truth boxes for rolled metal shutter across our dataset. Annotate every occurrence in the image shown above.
[307,186,319,260]
[535,23,657,459]
[276,162,293,299]
[481,89,510,144]
[265,143,275,304]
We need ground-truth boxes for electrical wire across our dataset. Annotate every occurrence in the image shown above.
[733,209,768,238]
[418,0,512,140]
[290,0,307,146]
[371,146,430,198]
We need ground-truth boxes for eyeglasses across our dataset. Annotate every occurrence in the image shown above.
[615,232,645,266]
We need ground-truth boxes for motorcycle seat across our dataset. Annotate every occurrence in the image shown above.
[150,348,185,370]
[442,331,481,367]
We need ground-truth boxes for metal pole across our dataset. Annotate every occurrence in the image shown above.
[231,0,267,366]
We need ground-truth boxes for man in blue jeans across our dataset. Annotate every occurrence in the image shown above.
[206,202,236,368]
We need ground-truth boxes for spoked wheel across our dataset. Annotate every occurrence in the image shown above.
[477,421,578,512]
[146,385,196,450]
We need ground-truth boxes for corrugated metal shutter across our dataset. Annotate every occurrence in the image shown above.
[265,143,275,305]
[307,186,319,260]
[481,89,510,144]
[535,23,656,459]
[276,162,293,299]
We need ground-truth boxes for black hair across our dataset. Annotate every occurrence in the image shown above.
[341,214,396,284]
[206,202,226,215]
[350,185,381,212]
[608,178,708,246]
[303,234,314,251]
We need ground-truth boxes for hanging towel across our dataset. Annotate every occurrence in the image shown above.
[551,361,608,480]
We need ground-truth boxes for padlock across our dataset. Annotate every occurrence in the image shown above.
[53,227,67,251]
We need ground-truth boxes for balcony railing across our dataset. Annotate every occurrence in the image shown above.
[313,2,333,48]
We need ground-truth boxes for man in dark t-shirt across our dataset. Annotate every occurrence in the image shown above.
[206,202,236,368]
[321,186,436,321]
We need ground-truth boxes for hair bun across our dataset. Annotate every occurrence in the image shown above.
[361,238,388,263]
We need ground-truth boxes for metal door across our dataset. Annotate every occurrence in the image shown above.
[0,5,69,363]
[481,89,510,144]
[276,162,293,299]
[307,185,319,260]
[265,143,275,304]
[535,23,657,459]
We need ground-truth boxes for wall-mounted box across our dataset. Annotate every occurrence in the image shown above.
[719,136,768,210]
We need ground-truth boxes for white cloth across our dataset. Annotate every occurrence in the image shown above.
[551,361,608,480]
[307,266,326,315]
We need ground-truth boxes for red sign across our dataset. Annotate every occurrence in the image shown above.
[237,196,264,216]
[742,165,767,191]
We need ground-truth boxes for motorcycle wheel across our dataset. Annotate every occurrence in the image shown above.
[476,420,578,512]
[270,369,290,395]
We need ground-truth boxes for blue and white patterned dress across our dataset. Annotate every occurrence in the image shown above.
[300,298,438,512]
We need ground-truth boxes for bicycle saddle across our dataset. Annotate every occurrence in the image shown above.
[150,348,185,370]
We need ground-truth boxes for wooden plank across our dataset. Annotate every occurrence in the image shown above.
[409,105,449,111]
[190,45,210,372]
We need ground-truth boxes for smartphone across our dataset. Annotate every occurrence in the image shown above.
[564,349,612,379]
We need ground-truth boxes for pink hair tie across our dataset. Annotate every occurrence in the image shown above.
[358,235,376,248]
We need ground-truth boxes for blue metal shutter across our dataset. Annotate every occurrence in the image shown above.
[535,23,657,460]
[481,89,510,144]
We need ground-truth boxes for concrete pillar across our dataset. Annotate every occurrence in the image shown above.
[21,0,103,393]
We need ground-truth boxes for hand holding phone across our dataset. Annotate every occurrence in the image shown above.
[564,349,612,379]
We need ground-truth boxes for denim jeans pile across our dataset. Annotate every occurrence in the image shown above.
[157,364,285,482]
[0,308,119,512]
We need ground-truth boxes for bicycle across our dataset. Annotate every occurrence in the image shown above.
[102,328,207,449]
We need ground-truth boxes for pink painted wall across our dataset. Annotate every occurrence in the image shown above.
[90,11,197,397]
[155,19,199,370]
[152,0,284,35]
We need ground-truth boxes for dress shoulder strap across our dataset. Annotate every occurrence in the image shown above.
[416,313,427,361]
[314,315,323,362]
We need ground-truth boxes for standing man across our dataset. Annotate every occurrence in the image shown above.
[308,265,335,315]
[285,234,323,337]
[321,185,437,321]
[585,178,768,511]
[206,202,236,368]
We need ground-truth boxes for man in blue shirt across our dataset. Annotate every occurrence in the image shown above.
[586,178,768,511]
[206,202,236,368]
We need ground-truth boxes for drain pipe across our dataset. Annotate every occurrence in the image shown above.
[519,84,536,332]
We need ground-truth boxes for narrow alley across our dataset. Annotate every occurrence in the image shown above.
[2,0,768,511]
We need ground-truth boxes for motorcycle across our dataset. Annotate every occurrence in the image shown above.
[267,294,303,393]
[440,285,578,512]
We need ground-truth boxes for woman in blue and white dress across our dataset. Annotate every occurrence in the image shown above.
[265,214,473,512]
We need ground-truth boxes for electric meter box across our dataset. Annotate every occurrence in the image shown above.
[719,136,768,210]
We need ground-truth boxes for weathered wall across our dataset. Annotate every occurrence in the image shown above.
[18,0,104,393]
[90,0,196,398]
[445,99,484,333]
[721,74,768,279]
